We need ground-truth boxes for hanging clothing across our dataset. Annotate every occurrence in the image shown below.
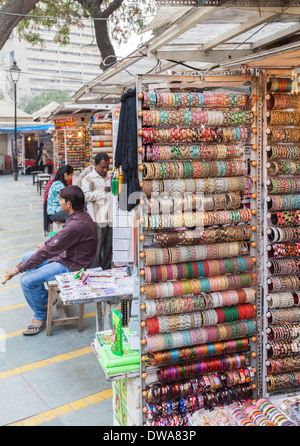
[115,88,140,212]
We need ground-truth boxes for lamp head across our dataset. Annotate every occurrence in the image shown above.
[9,61,21,83]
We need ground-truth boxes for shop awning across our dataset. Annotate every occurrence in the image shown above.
[73,3,300,102]
[0,124,55,132]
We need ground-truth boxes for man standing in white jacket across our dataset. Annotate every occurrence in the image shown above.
[82,153,112,269]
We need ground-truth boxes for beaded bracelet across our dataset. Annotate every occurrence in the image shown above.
[268,145,300,161]
[145,208,252,229]
[142,110,254,127]
[143,160,246,180]
[142,92,247,109]
[154,225,252,247]
[146,320,256,353]
[144,272,257,299]
[142,127,249,144]
[144,255,254,282]
[146,304,256,335]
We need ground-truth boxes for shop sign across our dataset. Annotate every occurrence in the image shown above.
[54,117,75,129]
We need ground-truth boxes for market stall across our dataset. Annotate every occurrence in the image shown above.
[49,103,112,174]
[69,1,300,427]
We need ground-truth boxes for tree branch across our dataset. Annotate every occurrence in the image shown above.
[0,0,40,51]
[101,0,124,18]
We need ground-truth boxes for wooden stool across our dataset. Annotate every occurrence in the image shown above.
[46,280,84,336]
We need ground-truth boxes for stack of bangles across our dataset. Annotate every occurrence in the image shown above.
[144,255,254,282]
[256,398,296,426]
[267,194,300,211]
[145,303,256,335]
[268,178,300,194]
[267,372,300,390]
[146,191,242,213]
[142,127,248,144]
[144,242,249,266]
[267,275,300,292]
[268,111,300,126]
[267,357,300,374]
[267,145,300,160]
[243,402,275,426]
[153,225,252,247]
[147,367,255,402]
[267,307,300,325]
[268,291,300,309]
[267,340,300,358]
[268,160,300,175]
[144,144,244,161]
[267,323,300,341]
[145,320,257,353]
[142,110,254,127]
[267,226,300,243]
[142,176,250,197]
[145,208,252,229]
[142,92,247,108]
[142,160,246,180]
[227,403,255,426]
[156,353,249,384]
[268,258,300,275]
[146,384,253,422]
[268,242,300,258]
[143,272,258,299]
[267,77,292,92]
[270,210,300,226]
[145,288,256,317]
[267,93,300,110]
[148,337,250,366]
[268,128,300,143]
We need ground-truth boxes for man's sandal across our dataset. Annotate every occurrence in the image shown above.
[23,322,46,336]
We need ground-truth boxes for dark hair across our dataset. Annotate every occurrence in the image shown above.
[95,153,110,164]
[54,165,74,186]
[60,185,85,211]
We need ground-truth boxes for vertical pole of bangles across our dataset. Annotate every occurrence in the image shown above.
[248,73,261,400]
[260,70,270,398]
[137,75,147,426]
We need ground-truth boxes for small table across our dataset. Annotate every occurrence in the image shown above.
[31,170,43,185]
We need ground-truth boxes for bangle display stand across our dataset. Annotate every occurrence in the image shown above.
[137,74,260,426]
[262,71,300,400]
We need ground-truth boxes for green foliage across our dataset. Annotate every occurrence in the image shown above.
[24,89,72,114]
[0,0,156,49]
[16,0,85,48]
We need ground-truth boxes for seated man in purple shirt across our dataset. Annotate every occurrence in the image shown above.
[5,185,98,336]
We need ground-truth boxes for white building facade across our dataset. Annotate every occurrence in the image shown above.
[0,23,101,101]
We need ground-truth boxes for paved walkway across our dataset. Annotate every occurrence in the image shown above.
[0,174,113,426]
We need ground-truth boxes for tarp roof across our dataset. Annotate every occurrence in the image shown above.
[73,2,300,102]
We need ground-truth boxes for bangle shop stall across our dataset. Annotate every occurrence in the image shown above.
[69,2,300,427]
[49,103,112,177]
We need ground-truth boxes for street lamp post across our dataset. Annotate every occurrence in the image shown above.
[9,61,21,181]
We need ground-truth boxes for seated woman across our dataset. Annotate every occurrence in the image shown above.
[47,165,74,223]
